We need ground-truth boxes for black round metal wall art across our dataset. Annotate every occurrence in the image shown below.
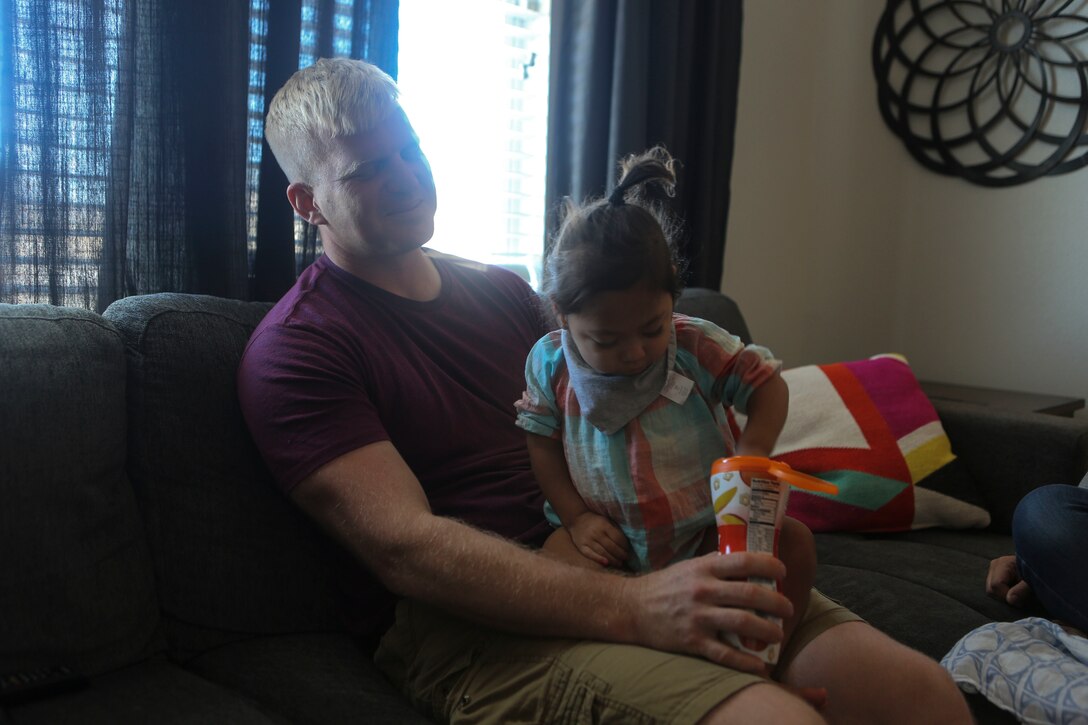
[873,0,1088,186]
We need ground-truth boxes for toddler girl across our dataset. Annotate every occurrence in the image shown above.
[515,146,815,652]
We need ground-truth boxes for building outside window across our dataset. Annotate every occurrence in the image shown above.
[397,0,550,288]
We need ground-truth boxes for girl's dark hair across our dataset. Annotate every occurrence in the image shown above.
[542,145,686,314]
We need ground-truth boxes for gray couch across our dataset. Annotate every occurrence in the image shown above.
[2,288,1086,723]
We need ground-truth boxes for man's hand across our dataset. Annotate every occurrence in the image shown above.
[986,554,1032,607]
[569,511,630,568]
[624,551,793,673]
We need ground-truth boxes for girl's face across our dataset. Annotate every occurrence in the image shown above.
[560,283,674,376]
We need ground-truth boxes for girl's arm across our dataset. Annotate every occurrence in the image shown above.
[735,372,789,458]
[526,433,629,566]
[526,433,588,525]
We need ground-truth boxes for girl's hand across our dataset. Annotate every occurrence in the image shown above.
[569,512,630,568]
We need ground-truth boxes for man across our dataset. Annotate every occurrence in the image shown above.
[238,57,971,723]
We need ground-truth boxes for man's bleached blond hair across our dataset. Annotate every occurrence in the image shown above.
[265,57,401,185]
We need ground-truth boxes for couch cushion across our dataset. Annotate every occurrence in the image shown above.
[761,355,991,533]
[934,399,1088,533]
[5,657,286,724]
[675,288,752,344]
[0,304,159,677]
[815,530,1026,661]
[185,633,432,724]
[103,293,353,639]
[815,542,1024,725]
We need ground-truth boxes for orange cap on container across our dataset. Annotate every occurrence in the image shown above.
[713,456,838,495]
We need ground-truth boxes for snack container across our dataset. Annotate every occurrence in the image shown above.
[709,456,838,664]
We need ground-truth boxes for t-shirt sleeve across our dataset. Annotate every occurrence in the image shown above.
[514,334,563,439]
[237,320,389,493]
[681,316,782,415]
[498,270,551,338]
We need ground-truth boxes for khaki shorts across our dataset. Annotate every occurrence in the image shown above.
[374,589,860,724]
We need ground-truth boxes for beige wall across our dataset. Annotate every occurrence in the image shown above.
[725,2,1088,415]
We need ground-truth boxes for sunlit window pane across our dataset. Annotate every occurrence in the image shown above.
[246,0,270,270]
[397,0,550,288]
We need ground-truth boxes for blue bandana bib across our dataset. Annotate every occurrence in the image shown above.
[560,325,678,435]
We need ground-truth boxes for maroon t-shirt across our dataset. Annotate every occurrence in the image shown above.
[238,251,552,635]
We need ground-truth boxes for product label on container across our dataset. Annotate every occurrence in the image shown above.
[746,477,781,555]
[709,471,786,665]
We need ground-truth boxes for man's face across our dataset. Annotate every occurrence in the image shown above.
[309,108,438,262]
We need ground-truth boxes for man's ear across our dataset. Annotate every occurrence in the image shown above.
[286,182,327,226]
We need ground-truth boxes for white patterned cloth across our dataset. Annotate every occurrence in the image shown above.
[941,617,1088,724]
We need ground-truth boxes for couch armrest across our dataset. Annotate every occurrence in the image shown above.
[934,399,1088,533]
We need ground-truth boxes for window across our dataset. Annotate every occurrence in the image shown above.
[2,0,548,307]
[1,0,123,305]
[397,0,550,287]
[246,0,271,271]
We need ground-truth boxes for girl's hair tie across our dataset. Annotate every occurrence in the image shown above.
[608,185,626,206]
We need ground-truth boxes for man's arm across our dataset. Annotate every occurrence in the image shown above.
[290,439,794,673]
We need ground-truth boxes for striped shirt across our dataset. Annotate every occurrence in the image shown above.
[516,314,781,572]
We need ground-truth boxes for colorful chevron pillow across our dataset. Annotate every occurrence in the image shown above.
[740,354,991,533]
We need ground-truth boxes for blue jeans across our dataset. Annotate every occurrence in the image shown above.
[1012,482,1088,631]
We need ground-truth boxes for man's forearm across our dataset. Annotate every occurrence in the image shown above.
[376,511,636,640]
[291,441,636,642]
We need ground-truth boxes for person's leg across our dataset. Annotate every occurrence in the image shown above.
[540,527,606,570]
[376,598,830,724]
[778,516,817,647]
[780,621,971,724]
[1013,483,1088,631]
[697,682,824,724]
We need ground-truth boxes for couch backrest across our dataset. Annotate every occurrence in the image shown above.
[103,293,353,647]
[0,304,160,676]
[92,286,752,649]
[675,287,753,344]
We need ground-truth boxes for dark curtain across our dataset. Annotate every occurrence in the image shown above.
[0,0,399,310]
[546,0,743,290]
[98,0,253,310]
